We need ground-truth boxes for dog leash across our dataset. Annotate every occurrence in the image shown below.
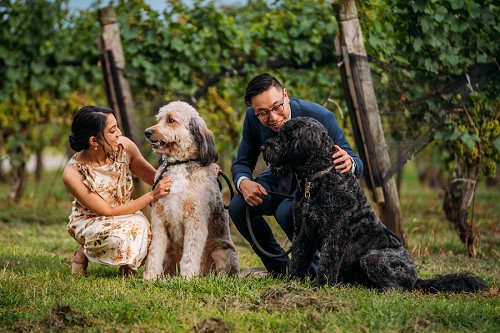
[217,171,234,209]
[151,158,169,191]
[246,190,308,259]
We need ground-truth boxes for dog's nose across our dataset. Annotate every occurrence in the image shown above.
[145,128,153,139]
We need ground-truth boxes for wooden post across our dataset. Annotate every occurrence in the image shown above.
[97,7,150,218]
[97,6,138,143]
[333,0,406,244]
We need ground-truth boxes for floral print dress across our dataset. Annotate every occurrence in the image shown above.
[67,145,151,270]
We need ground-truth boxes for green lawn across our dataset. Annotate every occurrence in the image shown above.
[0,161,498,332]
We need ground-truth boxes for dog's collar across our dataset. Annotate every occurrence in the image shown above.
[152,157,199,190]
[306,164,336,183]
[302,164,335,199]
[158,157,199,167]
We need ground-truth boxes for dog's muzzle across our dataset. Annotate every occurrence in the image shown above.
[144,128,169,149]
[144,128,154,140]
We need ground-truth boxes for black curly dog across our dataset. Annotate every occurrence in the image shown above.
[262,117,488,292]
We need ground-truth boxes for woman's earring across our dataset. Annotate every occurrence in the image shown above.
[95,147,97,150]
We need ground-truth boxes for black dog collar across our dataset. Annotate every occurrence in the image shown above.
[152,157,199,190]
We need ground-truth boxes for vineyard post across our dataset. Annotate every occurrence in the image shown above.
[333,0,406,245]
[97,7,150,217]
[97,6,138,144]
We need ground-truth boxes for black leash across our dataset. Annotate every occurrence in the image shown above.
[246,195,309,259]
[151,158,170,191]
[217,171,234,209]
[245,183,301,259]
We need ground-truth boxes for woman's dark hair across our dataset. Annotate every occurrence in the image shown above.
[69,106,114,152]
[244,73,283,106]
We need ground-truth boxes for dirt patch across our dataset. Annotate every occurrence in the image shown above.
[40,304,92,331]
[215,283,345,314]
[193,317,230,333]
[252,283,344,313]
[12,304,93,332]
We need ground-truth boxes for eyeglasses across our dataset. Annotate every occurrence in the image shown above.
[254,96,286,122]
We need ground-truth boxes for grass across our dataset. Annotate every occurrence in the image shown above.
[0,161,499,332]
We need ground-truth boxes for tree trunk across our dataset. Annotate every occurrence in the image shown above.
[9,143,28,203]
[0,136,6,183]
[35,147,43,183]
[442,164,479,257]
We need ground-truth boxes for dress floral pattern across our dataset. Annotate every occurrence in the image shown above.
[67,145,151,270]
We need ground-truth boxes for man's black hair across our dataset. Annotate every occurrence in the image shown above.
[244,73,283,106]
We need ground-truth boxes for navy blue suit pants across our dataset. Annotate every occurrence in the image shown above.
[229,172,319,276]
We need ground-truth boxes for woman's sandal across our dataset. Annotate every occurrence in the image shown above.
[119,265,137,278]
[71,246,88,275]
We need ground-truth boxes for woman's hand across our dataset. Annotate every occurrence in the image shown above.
[214,164,221,176]
[151,176,171,202]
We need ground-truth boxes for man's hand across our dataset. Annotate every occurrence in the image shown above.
[332,145,353,174]
[239,178,268,207]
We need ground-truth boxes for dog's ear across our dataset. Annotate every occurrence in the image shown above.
[189,117,218,166]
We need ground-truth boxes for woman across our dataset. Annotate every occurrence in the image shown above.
[62,105,171,276]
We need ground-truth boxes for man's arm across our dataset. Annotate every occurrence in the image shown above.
[231,108,263,188]
[322,112,364,178]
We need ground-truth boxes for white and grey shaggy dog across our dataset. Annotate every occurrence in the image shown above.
[143,101,239,280]
[263,117,488,292]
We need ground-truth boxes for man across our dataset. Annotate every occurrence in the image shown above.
[229,73,363,276]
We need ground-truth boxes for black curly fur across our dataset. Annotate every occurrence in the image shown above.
[263,117,488,293]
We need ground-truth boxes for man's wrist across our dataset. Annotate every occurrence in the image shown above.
[236,176,250,192]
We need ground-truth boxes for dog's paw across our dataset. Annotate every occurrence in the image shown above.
[180,269,198,279]
[312,276,328,288]
[142,271,160,281]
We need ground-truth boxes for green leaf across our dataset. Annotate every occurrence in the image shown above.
[170,36,184,52]
[469,2,481,19]
[413,37,423,52]
[460,132,478,149]
[450,129,461,141]
[31,61,45,75]
[451,0,465,10]
[393,55,411,66]
[421,16,431,34]
[434,5,447,23]
[494,136,500,153]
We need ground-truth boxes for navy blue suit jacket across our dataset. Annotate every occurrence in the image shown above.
[231,98,364,188]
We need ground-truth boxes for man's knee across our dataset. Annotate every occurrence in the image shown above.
[275,199,293,235]
[229,194,246,225]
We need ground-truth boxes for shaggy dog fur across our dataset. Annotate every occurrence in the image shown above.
[143,101,239,280]
[263,117,488,292]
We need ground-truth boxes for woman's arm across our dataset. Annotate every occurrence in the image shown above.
[120,136,157,186]
[62,164,170,217]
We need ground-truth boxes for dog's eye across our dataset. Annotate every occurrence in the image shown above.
[167,116,175,124]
